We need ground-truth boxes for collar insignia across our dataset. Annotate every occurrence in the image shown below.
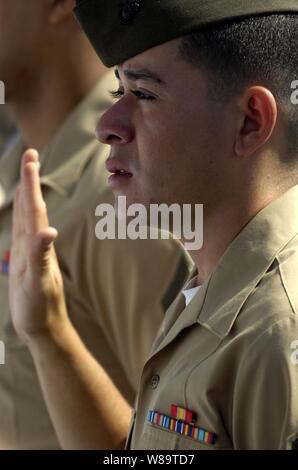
[120,1,142,24]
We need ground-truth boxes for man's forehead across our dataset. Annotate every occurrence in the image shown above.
[74,0,298,67]
[115,66,164,83]
[115,39,181,83]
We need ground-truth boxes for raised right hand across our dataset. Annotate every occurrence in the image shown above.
[9,149,68,343]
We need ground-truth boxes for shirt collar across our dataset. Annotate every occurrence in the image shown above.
[150,186,298,360]
[196,185,298,338]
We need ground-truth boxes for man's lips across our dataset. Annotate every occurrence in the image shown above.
[105,159,133,188]
[105,159,133,176]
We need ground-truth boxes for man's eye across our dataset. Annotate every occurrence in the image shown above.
[109,89,155,101]
[109,89,124,99]
[131,90,155,101]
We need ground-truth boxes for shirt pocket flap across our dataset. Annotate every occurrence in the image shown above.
[140,423,218,450]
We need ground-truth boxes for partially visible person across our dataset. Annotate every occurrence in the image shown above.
[0,0,191,449]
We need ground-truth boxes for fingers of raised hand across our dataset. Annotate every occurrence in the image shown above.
[20,149,49,234]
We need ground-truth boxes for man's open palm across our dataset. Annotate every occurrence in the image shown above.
[9,149,67,342]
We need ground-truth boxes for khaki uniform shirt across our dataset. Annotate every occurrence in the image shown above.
[0,72,191,449]
[129,186,298,450]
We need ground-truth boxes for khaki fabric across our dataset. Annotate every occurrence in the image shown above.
[129,186,298,450]
[0,72,192,449]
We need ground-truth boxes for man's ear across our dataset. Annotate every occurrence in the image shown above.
[46,0,76,24]
[234,86,278,158]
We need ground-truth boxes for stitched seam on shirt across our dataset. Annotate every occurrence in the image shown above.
[183,340,233,446]
[183,339,224,408]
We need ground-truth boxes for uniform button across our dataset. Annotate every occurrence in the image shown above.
[150,374,160,389]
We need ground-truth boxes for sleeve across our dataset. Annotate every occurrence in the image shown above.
[232,316,298,449]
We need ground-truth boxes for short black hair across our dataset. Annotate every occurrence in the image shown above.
[180,14,298,163]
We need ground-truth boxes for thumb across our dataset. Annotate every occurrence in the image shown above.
[29,227,58,273]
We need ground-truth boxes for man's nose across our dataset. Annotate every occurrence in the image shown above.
[95,103,134,145]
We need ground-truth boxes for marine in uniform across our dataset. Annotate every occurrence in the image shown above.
[6,0,298,450]
[74,0,298,449]
[0,0,191,449]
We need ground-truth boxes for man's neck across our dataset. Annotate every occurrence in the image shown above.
[8,61,106,153]
[188,190,282,284]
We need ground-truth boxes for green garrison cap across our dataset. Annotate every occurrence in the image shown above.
[74,0,298,67]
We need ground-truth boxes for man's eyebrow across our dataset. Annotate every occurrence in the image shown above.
[114,67,166,86]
